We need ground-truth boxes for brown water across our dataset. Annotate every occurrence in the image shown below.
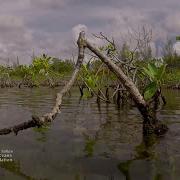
[0,87,179,180]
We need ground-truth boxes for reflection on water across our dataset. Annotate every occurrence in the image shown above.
[0,88,179,180]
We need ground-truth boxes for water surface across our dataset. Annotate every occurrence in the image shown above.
[0,88,179,180]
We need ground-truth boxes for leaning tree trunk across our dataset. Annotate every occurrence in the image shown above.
[0,31,167,136]
[80,31,167,135]
[0,31,86,135]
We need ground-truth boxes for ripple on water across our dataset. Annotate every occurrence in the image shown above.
[0,88,179,179]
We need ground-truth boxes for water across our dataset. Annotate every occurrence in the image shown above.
[0,87,179,180]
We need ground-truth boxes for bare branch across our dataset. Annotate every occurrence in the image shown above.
[0,31,86,136]
[93,32,116,50]
[85,38,146,107]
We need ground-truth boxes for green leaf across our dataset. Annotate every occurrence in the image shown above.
[176,36,180,41]
[84,138,96,157]
[39,68,45,74]
[142,67,155,80]
[157,64,167,81]
[85,76,93,88]
[83,89,92,98]
[148,63,158,77]
[144,82,158,100]
[143,62,166,82]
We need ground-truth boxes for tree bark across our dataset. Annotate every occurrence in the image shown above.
[0,31,168,136]
[85,40,146,107]
[82,32,168,135]
[84,39,150,118]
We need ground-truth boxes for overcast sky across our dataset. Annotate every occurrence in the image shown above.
[0,0,180,64]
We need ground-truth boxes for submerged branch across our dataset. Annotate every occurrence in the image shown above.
[0,31,168,136]
[0,31,86,136]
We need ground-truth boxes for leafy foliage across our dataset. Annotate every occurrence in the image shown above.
[79,59,116,100]
[176,36,180,41]
[144,82,158,100]
[31,54,53,75]
[51,58,74,74]
[142,62,166,100]
[0,54,74,87]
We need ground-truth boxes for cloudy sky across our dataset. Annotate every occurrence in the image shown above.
[0,0,180,64]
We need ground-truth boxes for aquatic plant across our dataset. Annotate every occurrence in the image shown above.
[143,62,166,100]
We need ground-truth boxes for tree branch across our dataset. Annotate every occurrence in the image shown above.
[85,39,146,107]
[0,31,86,136]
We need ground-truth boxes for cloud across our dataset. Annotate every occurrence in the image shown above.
[0,15,24,31]
[0,0,179,63]
[30,0,67,10]
[0,15,33,63]
[72,24,88,42]
[164,12,180,33]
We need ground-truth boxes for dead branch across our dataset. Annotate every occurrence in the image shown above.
[0,31,168,136]
[85,39,146,107]
[0,31,86,136]
[93,32,116,51]
[83,33,168,135]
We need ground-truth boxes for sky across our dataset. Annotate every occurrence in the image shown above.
[0,0,180,64]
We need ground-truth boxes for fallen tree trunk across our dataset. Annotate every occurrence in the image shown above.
[85,40,147,112]
[0,31,86,135]
[83,33,168,135]
[0,31,167,136]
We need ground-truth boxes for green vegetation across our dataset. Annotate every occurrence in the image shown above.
[142,62,166,100]
[0,54,74,87]
[0,36,179,93]
[74,33,180,108]
[161,39,180,87]
[163,54,180,87]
